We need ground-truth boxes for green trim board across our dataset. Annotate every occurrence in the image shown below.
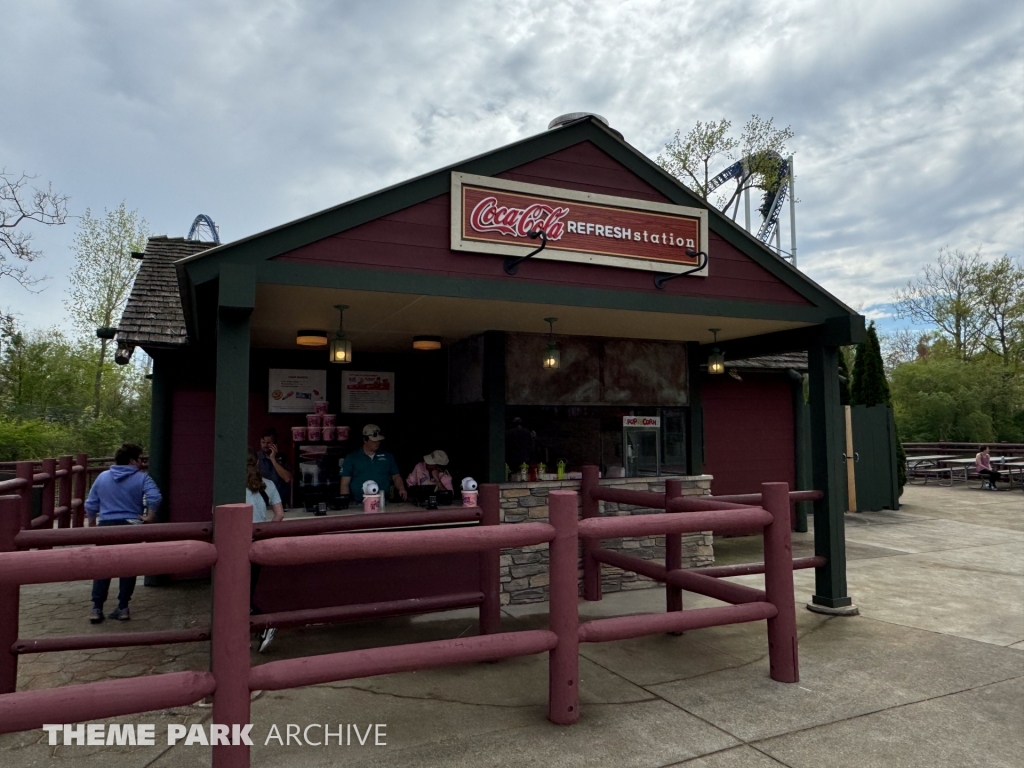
[213,308,252,506]
[175,117,859,322]
[245,261,833,325]
[698,316,866,360]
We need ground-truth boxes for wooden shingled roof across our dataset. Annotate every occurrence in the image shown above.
[115,236,214,349]
[726,351,808,371]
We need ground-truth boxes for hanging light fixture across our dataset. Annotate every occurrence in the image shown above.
[707,328,725,375]
[542,317,560,370]
[412,335,442,351]
[329,305,352,364]
[296,329,328,347]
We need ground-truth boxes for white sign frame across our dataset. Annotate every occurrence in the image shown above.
[623,416,661,428]
[268,369,328,413]
[341,371,396,414]
[450,171,709,276]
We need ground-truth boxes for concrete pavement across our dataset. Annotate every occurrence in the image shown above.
[2,483,1021,766]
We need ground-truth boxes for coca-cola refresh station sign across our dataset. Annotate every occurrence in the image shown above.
[450,172,709,276]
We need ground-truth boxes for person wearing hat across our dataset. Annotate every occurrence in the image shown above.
[339,424,408,503]
[406,450,454,492]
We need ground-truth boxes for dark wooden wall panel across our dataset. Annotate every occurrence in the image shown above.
[702,373,795,496]
[169,389,215,523]
[276,142,813,307]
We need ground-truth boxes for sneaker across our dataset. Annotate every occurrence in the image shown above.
[108,606,130,621]
[258,627,277,653]
[89,607,105,624]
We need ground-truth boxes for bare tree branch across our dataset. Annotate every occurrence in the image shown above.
[0,169,69,289]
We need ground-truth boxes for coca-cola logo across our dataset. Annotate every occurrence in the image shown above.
[469,196,569,240]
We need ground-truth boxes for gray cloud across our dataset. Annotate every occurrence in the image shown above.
[1,0,1021,332]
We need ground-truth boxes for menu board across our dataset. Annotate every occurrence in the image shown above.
[341,371,395,414]
[267,369,327,413]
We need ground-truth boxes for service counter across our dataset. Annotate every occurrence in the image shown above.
[254,474,715,612]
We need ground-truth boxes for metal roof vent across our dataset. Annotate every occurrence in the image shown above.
[547,112,623,139]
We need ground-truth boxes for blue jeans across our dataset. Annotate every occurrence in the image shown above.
[91,519,138,610]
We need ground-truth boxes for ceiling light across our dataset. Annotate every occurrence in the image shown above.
[296,330,328,347]
[708,328,725,375]
[543,317,560,370]
[329,305,352,364]
[413,335,442,351]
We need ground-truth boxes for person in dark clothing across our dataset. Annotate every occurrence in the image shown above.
[85,443,161,623]
[505,417,534,469]
[258,427,293,502]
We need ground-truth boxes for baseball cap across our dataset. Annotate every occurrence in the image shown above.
[424,450,449,466]
[362,424,385,440]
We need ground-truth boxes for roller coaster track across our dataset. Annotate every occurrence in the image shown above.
[706,152,790,248]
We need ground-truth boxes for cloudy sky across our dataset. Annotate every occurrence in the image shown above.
[2,0,1021,333]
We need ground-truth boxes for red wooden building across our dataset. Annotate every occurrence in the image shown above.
[115,114,860,613]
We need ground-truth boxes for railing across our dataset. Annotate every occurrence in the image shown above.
[0,476,810,767]
[0,454,90,530]
[1,501,496,680]
[903,442,1024,459]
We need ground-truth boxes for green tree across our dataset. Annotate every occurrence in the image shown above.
[892,248,987,361]
[850,323,891,407]
[851,323,907,492]
[838,348,852,406]
[66,203,148,417]
[657,115,794,218]
[976,255,1024,367]
[890,358,1024,442]
[0,321,152,460]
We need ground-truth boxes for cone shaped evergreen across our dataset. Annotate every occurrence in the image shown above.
[851,322,907,492]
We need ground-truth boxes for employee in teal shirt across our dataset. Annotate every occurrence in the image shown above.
[340,424,408,502]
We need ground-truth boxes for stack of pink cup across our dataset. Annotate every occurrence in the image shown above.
[306,413,321,441]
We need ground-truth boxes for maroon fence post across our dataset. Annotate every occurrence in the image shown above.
[0,495,20,694]
[581,465,601,601]
[73,454,87,528]
[664,479,683,618]
[548,490,579,725]
[478,484,502,635]
[211,503,254,768]
[40,458,56,530]
[57,456,72,529]
[16,462,33,529]
[762,482,799,683]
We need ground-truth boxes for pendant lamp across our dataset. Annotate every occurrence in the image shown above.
[708,328,725,375]
[543,317,560,370]
[329,305,352,363]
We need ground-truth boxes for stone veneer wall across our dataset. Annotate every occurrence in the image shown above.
[498,476,714,605]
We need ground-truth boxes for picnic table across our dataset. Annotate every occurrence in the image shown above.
[941,456,1012,485]
[1000,460,1024,489]
[906,455,959,486]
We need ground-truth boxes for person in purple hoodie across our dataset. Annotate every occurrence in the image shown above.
[85,443,162,624]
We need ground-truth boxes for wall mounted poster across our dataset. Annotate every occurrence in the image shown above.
[268,369,328,413]
[341,371,395,414]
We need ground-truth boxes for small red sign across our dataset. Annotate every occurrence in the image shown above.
[462,186,702,266]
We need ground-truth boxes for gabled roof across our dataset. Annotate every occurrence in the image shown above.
[173,116,856,321]
[115,236,214,349]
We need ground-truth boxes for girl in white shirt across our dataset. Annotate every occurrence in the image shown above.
[246,452,284,652]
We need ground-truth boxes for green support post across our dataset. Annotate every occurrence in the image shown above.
[788,369,811,533]
[145,354,175,586]
[147,354,173,519]
[212,266,254,507]
[807,343,857,614]
[483,331,506,484]
[685,342,704,476]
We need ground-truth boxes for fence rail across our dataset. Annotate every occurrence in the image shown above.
[0,469,821,767]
